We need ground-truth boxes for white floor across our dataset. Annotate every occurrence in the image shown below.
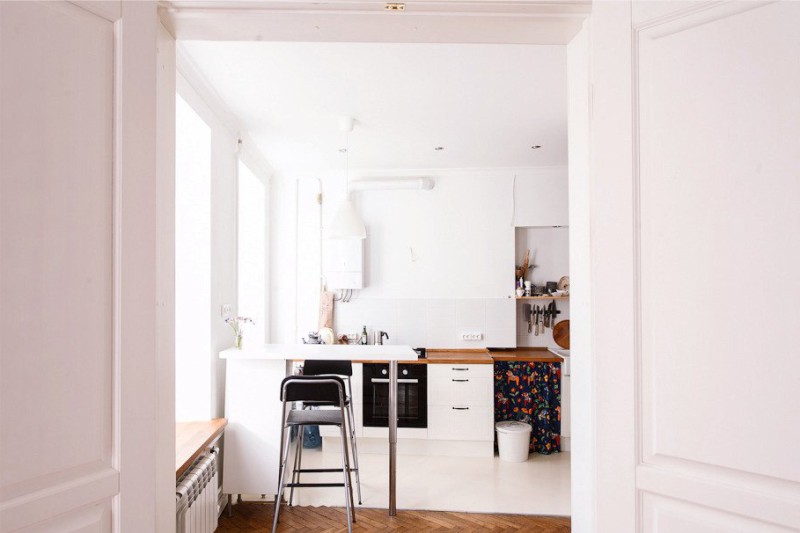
[277,440,571,516]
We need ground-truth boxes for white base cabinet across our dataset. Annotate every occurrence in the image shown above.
[322,363,496,456]
[427,364,494,443]
[428,406,494,442]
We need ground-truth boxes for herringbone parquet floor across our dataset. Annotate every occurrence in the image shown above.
[217,502,571,532]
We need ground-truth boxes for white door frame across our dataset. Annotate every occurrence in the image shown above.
[115,3,176,532]
[157,2,596,530]
[1,1,176,532]
[155,1,800,531]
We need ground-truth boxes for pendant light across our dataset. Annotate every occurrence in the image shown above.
[328,117,367,239]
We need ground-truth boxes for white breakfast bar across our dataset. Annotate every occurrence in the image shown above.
[219,344,418,516]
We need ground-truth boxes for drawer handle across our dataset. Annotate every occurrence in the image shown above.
[452,367,469,371]
[451,379,469,382]
[451,407,470,410]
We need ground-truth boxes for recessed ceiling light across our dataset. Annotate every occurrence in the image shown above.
[434,146,444,151]
[531,145,542,150]
[339,148,348,153]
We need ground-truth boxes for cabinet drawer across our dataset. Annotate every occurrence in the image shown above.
[428,364,493,380]
[428,377,493,407]
[428,405,494,441]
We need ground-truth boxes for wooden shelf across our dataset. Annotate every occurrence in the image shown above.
[176,418,227,478]
[516,295,569,300]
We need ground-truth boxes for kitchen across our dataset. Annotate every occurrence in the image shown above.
[7,2,797,532]
[172,38,575,530]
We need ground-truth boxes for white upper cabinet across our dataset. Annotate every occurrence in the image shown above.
[513,167,569,227]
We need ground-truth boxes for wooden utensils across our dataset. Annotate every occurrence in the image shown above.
[552,320,570,349]
[515,249,532,280]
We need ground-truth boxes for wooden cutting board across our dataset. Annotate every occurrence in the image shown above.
[552,320,570,349]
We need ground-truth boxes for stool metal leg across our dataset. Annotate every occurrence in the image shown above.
[345,378,363,504]
[345,400,362,504]
[274,403,288,509]
[339,423,354,533]
[288,425,305,506]
[272,425,292,533]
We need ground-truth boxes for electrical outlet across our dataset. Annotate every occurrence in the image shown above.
[460,333,484,341]
[221,304,233,319]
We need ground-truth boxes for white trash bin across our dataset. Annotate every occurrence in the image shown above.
[496,421,532,462]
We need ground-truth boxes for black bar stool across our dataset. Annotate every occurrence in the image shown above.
[294,359,362,505]
[273,375,355,533]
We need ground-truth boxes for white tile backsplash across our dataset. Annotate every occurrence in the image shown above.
[485,298,516,347]
[395,299,428,347]
[333,297,516,348]
[454,299,486,348]
[425,299,456,348]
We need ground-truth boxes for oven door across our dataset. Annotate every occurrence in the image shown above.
[363,365,427,428]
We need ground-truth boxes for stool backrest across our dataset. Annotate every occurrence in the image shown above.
[302,359,353,377]
[280,375,346,404]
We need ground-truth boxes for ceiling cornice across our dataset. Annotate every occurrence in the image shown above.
[160,1,591,17]
[159,0,590,44]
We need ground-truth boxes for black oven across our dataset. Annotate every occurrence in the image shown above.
[362,363,427,429]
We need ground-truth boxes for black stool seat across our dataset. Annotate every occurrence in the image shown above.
[287,409,344,426]
[303,398,351,407]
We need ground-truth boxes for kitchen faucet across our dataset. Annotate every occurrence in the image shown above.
[373,330,389,345]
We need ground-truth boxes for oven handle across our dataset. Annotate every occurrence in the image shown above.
[370,378,419,384]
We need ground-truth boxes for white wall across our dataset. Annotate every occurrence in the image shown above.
[175,94,212,421]
[270,167,573,348]
[269,175,300,343]
[334,297,515,348]
[335,170,516,300]
[176,62,272,418]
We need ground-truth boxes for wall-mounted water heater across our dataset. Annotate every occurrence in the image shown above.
[327,238,364,289]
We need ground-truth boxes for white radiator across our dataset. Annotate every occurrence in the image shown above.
[176,447,219,533]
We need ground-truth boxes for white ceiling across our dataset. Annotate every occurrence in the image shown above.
[180,41,567,174]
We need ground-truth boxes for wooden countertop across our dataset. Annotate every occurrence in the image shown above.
[333,349,561,364]
[489,348,562,363]
[426,350,494,364]
[358,350,493,364]
[176,418,227,478]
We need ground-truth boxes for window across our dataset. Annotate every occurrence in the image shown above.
[175,94,211,421]
[237,160,267,344]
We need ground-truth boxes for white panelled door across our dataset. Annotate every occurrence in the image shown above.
[591,1,800,531]
[0,2,173,532]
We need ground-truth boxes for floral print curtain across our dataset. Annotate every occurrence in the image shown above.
[494,361,561,454]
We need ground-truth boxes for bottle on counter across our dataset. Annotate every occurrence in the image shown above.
[360,325,368,345]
